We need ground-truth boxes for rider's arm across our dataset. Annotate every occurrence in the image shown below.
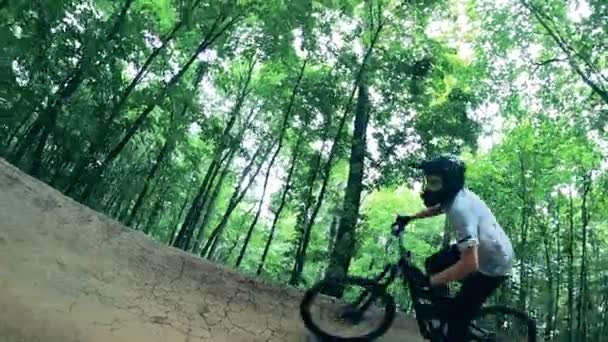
[430,203,480,286]
[410,204,442,220]
[430,246,479,286]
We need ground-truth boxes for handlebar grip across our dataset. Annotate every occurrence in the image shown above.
[391,215,411,235]
[391,223,405,237]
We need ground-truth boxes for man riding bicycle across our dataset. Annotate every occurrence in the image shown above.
[393,154,514,342]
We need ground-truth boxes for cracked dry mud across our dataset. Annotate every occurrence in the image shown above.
[0,158,425,342]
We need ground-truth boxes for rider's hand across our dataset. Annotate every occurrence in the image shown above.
[391,215,412,236]
[406,267,431,289]
[416,273,431,289]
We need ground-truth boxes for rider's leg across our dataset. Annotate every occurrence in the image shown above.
[424,244,460,296]
[445,272,505,342]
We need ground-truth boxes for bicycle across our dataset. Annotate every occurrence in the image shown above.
[300,219,537,341]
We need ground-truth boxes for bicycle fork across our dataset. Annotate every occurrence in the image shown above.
[350,265,398,316]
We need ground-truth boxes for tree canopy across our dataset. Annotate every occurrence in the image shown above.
[2,0,607,340]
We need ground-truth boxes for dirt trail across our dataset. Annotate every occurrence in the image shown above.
[0,158,425,342]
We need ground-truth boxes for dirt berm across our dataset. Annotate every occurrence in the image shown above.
[0,158,425,342]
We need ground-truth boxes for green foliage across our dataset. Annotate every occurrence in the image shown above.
[356,186,444,271]
[134,0,176,31]
[2,0,607,338]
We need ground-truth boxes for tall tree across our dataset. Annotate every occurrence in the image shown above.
[256,119,306,275]
[173,59,257,250]
[576,172,592,341]
[200,139,276,258]
[234,58,307,268]
[289,9,384,286]
[323,82,370,289]
[522,1,608,106]
[12,0,136,174]
[63,0,205,195]
[125,109,182,226]
[190,150,236,253]
[77,12,242,201]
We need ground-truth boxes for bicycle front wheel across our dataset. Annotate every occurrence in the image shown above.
[300,276,396,341]
[469,305,537,342]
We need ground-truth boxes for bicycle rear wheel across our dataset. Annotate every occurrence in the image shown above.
[468,305,537,342]
[300,277,396,341]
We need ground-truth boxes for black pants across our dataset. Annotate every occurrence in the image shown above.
[425,245,505,342]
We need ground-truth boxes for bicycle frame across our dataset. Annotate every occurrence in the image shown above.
[362,235,497,341]
[342,236,438,335]
[352,235,454,339]
[367,236,437,300]
[300,230,534,342]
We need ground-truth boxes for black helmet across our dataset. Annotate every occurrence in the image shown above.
[410,154,465,206]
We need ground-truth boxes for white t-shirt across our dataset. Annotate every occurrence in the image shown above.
[442,188,514,277]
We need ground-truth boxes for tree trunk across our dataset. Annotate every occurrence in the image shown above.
[78,15,240,201]
[118,191,139,223]
[517,150,529,312]
[288,103,331,283]
[201,141,275,258]
[323,83,370,289]
[287,108,341,286]
[109,191,127,218]
[289,148,325,285]
[288,20,383,287]
[553,199,562,337]
[590,225,605,341]
[256,127,305,275]
[567,189,575,342]
[178,143,241,250]
[234,162,272,268]
[6,0,52,153]
[541,211,555,340]
[119,60,199,222]
[524,1,608,105]
[173,78,257,250]
[103,0,205,125]
[577,174,591,341]
[29,115,53,176]
[103,190,121,214]
[602,277,608,341]
[49,156,71,187]
[234,59,306,268]
[190,149,236,253]
[126,134,175,226]
[64,148,94,195]
[26,0,136,175]
[105,0,137,40]
[173,156,220,248]
[186,107,260,251]
[10,119,43,165]
[327,215,338,256]
[218,236,242,264]
[107,17,191,124]
[3,115,32,152]
[142,196,164,235]
[166,193,191,245]
[211,206,255,262]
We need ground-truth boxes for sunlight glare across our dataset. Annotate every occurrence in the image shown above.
[567,0,592,22]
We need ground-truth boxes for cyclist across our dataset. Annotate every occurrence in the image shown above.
[392,154,514,342]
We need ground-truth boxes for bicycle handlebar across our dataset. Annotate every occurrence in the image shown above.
[397,234,408,256]
[389,218,415,261]
[386,228,409,258]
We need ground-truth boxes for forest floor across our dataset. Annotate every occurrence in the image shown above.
[0,158,425,342]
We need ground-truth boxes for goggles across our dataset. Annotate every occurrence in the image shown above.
[423,175,443,192]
